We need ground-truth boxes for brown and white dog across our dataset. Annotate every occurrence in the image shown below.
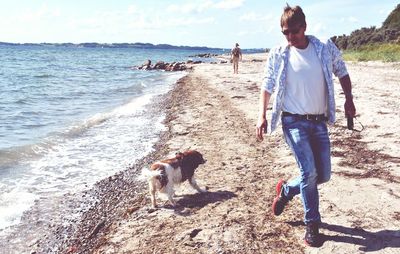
[140,150,207,208]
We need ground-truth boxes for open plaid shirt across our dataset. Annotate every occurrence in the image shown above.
[261,35,348,133]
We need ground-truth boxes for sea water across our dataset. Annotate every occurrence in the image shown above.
[0,45,223,250]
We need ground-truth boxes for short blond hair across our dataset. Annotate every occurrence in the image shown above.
[280,4,306,28]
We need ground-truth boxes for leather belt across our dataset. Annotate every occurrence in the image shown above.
[282,111,327,122]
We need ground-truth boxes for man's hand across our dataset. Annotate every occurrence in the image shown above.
[344,96,356,118]
[339,75,356,118]
[256,117,267,141]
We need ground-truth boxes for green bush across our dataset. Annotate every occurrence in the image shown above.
[343,43,400,62]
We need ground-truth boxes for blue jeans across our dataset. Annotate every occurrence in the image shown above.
[281,115,331,224]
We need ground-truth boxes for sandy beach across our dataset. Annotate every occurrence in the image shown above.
[42,53,400,254]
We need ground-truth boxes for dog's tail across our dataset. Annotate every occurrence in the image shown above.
[138,167,161,181]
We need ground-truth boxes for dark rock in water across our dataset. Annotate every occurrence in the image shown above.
[187,60,202,64]
[133,59,193,72]
[188,53,218,58]
[132,59,153,70]
[153,61,167,70]
[140,59,152,70]
[143,59,151,66]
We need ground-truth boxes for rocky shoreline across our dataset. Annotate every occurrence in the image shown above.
[132,57,228,72]
[33,78,184,253]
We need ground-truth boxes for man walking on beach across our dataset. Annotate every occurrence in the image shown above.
[256,5,356,247]
[231,43,242,74]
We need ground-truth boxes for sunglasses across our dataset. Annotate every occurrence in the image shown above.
[281,26,302,36]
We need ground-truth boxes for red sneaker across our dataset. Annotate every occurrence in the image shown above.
[272,179,288,216]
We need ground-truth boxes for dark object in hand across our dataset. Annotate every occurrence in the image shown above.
[347,117,354,130]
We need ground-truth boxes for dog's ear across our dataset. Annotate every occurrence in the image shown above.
[175,152,184,160]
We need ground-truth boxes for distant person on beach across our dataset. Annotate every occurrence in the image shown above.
[256,5,356,247]
[231,43,242,74]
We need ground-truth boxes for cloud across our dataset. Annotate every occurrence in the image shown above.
[379,8,392,16]
[340,16,359,23]
[239,12,260,21]
[239,11,276,36]
[166,1,214,14]
[348,16,358,23]
[128,15,215,30]
[67,10,126,31]
[310,22,327,34]
[62,3,216,39]
[166,0,244,14]
[127,5,140,14]
[239,12,273,22]
[16,4,61,22]
[214,0,245,10]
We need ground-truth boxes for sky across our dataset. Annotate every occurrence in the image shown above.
[0,0,398,49]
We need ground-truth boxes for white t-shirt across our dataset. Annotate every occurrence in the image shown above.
[282,42,327,115]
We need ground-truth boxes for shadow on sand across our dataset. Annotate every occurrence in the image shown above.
[157,190,237,214]
[287,221,400,252]
[177,190,237,208]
